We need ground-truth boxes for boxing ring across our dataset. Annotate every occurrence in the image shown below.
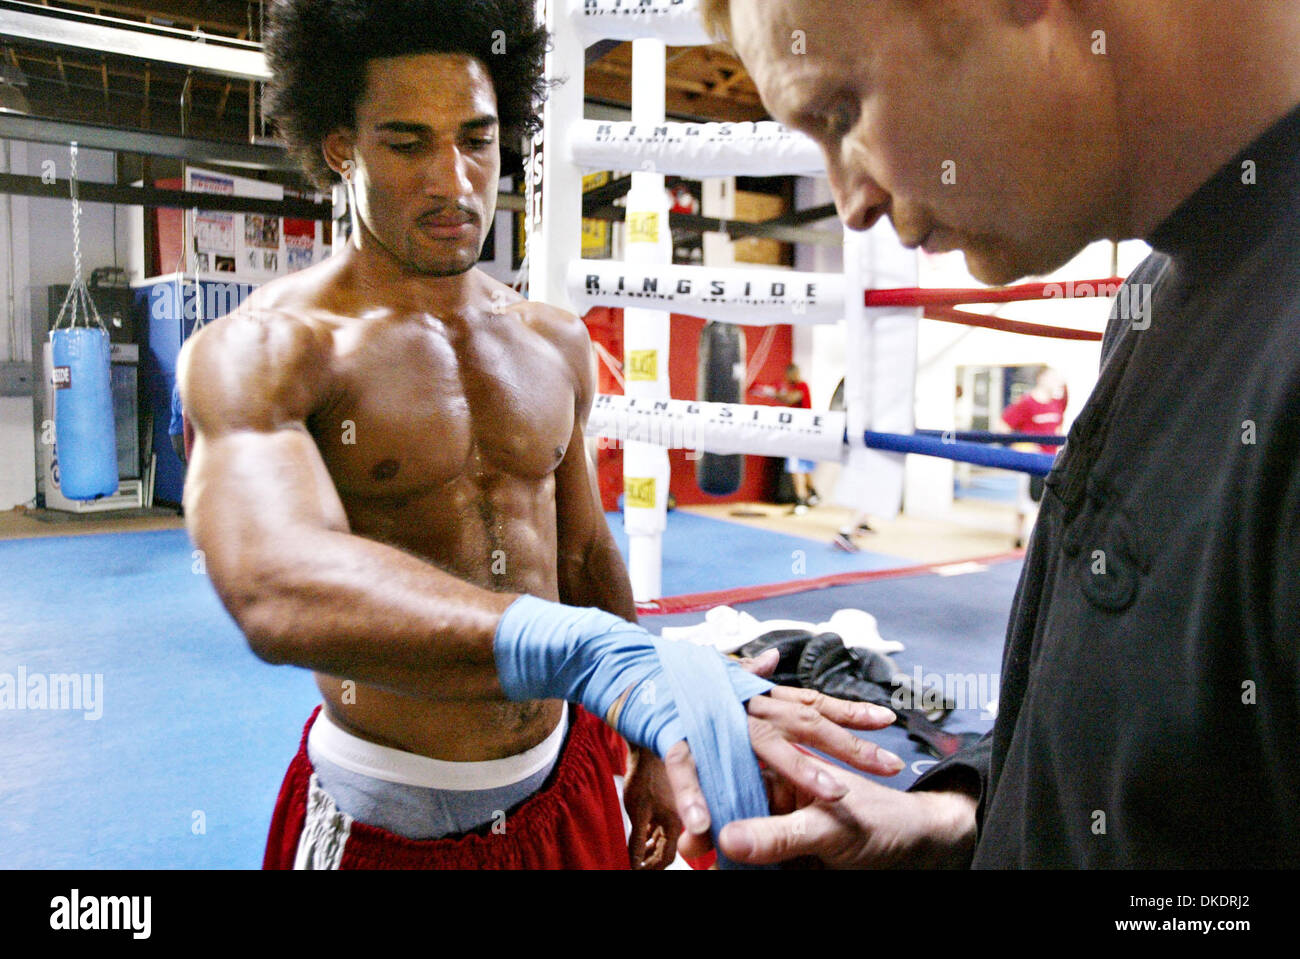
[530,0,1122,603]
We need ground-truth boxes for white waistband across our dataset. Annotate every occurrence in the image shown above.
[308,702,568,791]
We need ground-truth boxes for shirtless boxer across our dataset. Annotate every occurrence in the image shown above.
[181,0,897,870]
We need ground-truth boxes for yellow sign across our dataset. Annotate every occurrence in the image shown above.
[627,211,660,245]
[625,477,657,509]
[581,218,610,258]
[626,350,658,381]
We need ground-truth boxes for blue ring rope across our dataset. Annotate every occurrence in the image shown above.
[861,431,1057,476]
[915,429,1065,447]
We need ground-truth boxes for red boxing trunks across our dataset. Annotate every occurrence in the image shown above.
[263,705,631,869]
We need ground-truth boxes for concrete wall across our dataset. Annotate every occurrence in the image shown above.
[0,141,122,510]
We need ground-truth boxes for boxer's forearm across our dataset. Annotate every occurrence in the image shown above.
[224,526,515,702]
[558,533,637,624]
[560,532,642,749]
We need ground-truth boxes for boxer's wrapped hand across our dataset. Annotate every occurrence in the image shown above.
[495,596,901,849]
[493,594,771,756]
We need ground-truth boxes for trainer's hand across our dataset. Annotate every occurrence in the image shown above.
[686,751,979,869]
[661,648,902,848]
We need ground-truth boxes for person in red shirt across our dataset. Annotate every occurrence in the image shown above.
[776,364,818,513]
[1001,366,1069,453]
[999,366,1068,546]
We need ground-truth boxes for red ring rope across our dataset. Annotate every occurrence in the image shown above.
[865,277,1125,308]
[923,306,1104,341]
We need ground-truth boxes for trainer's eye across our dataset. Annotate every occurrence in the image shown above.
[464,137,497,151]
[388,141,422,154]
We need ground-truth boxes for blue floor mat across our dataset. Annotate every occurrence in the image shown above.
[605,510,906,594]
[0,530,320,869]
[955,474,1020,503]
[646,557,1022,789]
[0,519,1000,868]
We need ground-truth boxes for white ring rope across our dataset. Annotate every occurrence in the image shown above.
[587,394,848,462]
[570,0,714,45]
[570,259,847,325]
[569,120,825,178]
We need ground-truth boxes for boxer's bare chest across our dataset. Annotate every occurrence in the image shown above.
[306,308,577,568]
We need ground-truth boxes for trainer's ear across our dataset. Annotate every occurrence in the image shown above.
[322,129,357,180]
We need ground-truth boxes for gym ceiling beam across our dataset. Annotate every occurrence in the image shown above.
[0,171,330,219]
[0,2,269,81]
[0,113,296,172]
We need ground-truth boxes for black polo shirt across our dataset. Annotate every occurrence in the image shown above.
[912,102,1300,867]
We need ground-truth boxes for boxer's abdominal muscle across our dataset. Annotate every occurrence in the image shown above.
[302,303,575,762]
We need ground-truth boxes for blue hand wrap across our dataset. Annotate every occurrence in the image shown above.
[494,595,775,869]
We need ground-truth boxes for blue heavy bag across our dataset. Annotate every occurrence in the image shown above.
[51,327,118,499]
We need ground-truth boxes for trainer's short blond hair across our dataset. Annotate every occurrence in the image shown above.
[698,0,734,42]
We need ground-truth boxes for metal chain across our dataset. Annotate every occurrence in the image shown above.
[51,140,104,333]
[70,142,82,291]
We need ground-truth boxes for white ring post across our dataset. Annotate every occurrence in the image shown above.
[527,0,584,313]
[843,227,871,448]
[837,223,921,517]
[621,38,673,603]
[546,0,895,597]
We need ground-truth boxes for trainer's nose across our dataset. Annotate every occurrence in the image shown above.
[826,141,890,233]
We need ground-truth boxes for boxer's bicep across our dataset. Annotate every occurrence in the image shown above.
[181,312,348,616]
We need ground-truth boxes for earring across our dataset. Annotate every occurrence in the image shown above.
[341,160,355,182]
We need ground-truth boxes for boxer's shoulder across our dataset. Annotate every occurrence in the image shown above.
[189,294,337,376]
[489,284,592,387]
[181,283,343,433]
[478,273,579,337]
[237,258,352,324]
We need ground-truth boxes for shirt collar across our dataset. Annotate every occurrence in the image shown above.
[1146,100,1300,268]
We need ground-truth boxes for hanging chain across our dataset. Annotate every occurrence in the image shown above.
[70,142,82,290]
[52,140,105,334]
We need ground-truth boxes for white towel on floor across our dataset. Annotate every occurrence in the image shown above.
[659,606,904,656]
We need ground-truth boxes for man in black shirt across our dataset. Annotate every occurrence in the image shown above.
[691,0,1300,867]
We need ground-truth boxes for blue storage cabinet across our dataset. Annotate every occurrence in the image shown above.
[137,277,256,505]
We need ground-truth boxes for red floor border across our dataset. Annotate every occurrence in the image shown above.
[635,550,1026,616]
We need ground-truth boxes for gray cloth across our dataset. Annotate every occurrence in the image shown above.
[307,736,563,842]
